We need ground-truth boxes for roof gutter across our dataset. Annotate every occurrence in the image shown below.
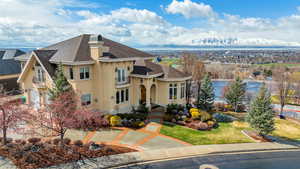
[157,76,192,82]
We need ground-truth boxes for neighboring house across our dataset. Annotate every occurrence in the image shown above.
[0,49,25,92]
[16,34,191,113]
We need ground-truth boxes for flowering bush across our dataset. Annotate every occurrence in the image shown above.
[191,111,200,119]
[110,115,122,127]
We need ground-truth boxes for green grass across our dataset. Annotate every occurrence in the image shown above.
[254,63,300,68]
[272,118,300,140]
[160,122,254,145]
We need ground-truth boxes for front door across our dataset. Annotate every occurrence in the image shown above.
[140,85,146,104]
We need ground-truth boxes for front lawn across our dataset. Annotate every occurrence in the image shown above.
[160,122,254,145]
[272,118,300,140]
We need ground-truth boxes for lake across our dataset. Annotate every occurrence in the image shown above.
[213,80,263,102]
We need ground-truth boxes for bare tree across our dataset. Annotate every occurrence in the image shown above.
[193,61,206,107]
[273,66,293,116]
[181,53,197,105]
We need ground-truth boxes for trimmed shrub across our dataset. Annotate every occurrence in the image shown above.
[199,111,212,122]
[110,115,122,127]
[191,111,200,119]
[73,140,83,147]
[213,113,235,123]
[207,120,217,128]
[166,104,184,115]
[28,138,41,144]
[63,138,71,145]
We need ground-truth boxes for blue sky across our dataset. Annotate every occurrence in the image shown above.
[1,0,300,48]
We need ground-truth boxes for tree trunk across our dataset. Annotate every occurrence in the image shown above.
[2,127,6,145]
[1,108,6,145]
[197,82,201,107]
[60,128,64,147]
[280,104,284,116]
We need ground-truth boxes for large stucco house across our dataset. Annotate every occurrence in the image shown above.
[16,34,191,113]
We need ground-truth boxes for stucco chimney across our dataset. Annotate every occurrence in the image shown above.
[89,34,109,60]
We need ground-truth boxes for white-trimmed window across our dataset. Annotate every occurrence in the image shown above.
[180,83,185,99]
[69,67,74,80]
[81,94,91,106]
[116,68,126,83]
[169,83,177,100]
[116,88,129,104]
[36,66,45,82]
[80,67,90,80]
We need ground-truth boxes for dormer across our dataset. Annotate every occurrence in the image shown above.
[89,34,109,60]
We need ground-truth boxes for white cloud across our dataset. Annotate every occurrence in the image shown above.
[165,0,216,19]
[1,0,300,47]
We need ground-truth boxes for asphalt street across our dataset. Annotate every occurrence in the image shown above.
[117,150,300,169]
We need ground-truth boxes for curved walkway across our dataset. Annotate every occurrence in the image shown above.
[65,111,191,151]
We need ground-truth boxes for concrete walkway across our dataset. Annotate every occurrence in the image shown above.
[46,142,300,169]
[65,111,190,151]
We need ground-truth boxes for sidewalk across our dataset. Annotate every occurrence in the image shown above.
[46,142,300,169]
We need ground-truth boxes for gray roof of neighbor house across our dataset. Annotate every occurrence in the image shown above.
[132,59,191,79]
[0,49,25,75]
[15,34,154,63]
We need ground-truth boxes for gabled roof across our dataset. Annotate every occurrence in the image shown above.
[34,50,57,77]
[0,49,25,75]
[17,50,57,83]
[15,34,154,63]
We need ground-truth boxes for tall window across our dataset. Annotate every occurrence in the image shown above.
[80,67,90,80]
[117,68,126,83]
[69,67,74,80]
[169,83,177,100]
[36,67,45,82]
[180,83,185,99]
[81,94,91,106]
[116,88,129,104]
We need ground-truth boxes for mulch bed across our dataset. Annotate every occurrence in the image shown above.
[242,130,272,142]
[0,140,136,169]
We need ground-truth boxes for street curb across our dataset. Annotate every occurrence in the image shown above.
[45,143,300,169]
[108,147,300,169]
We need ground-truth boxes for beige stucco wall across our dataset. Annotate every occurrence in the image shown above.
[19,52,188,113]
[156,80,187,106]
[20,55,53,106]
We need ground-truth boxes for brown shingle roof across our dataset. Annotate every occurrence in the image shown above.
[132,59,191,79]
[16,34,154,63]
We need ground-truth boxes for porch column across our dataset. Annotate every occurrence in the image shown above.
[146,86,151,110]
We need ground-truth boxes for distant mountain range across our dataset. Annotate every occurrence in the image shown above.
[139,45,300,51]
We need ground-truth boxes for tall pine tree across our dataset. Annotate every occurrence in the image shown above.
[224,77,246,112]
[49,63,72,100]
[246,84,275,136]
[197,74,215,111]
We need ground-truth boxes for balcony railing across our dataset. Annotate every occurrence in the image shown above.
[115,77,130,86]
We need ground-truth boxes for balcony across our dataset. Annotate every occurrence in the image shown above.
[32,77,46,89]
[115,77,130,87]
